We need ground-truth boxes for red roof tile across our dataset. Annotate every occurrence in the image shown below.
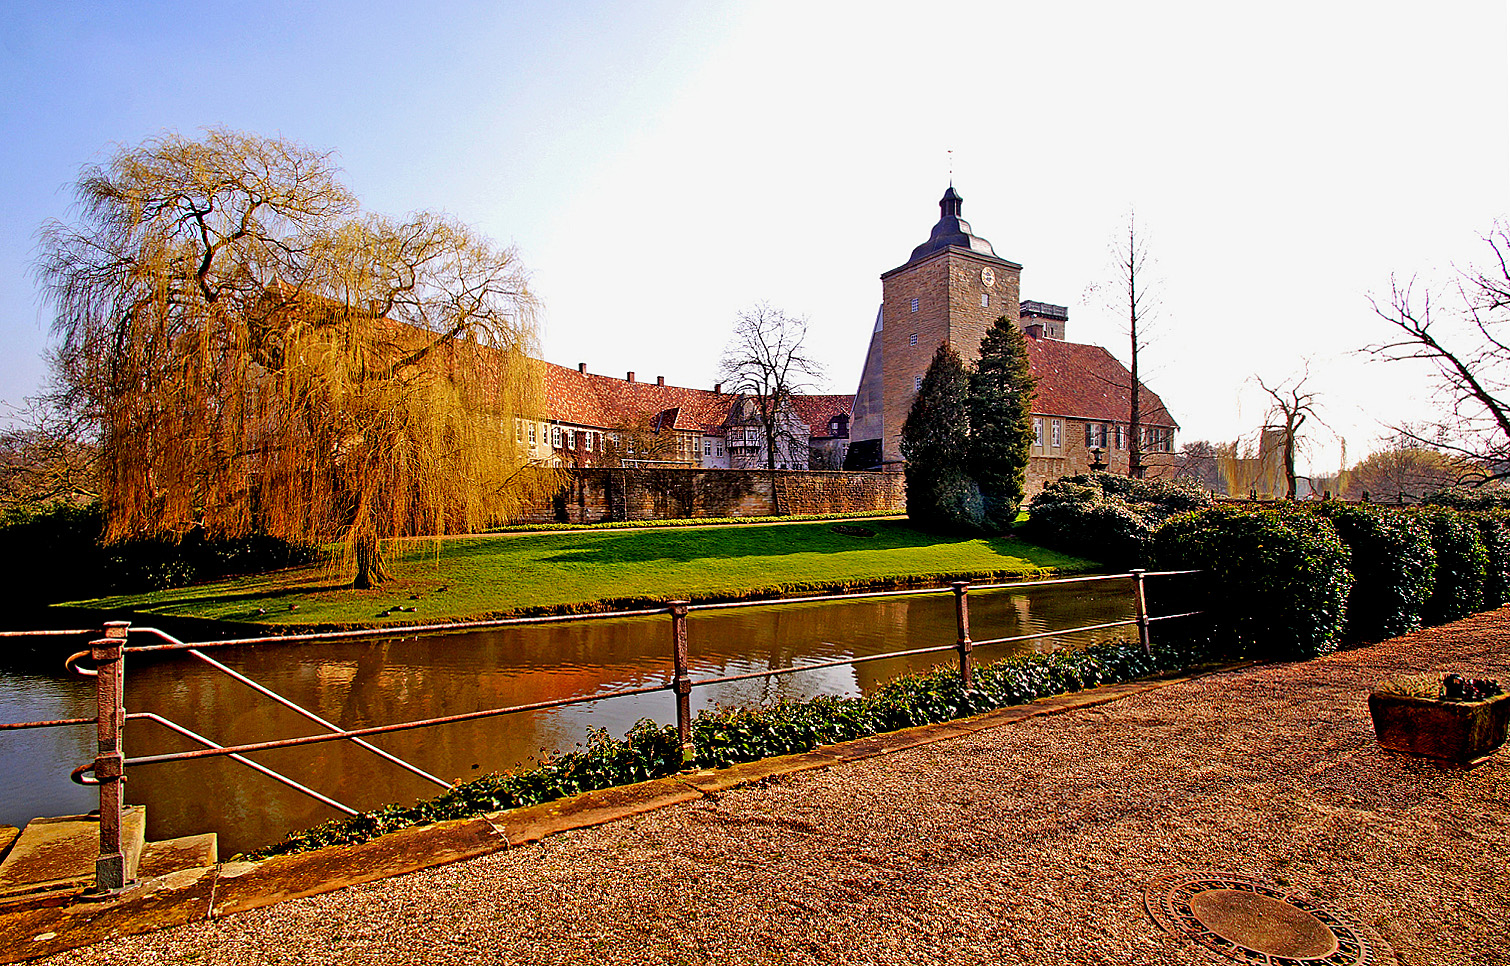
[788,394,854,437]
[1024,337,1177,428]
[538,362,738,433]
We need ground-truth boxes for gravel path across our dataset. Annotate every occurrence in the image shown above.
[40,611,1510,965]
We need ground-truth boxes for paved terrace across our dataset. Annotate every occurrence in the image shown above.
[25,610,1510,965]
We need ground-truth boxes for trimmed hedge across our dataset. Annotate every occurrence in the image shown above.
[1314,503,1436,640]
[1024,473,1212,569]
[1153,505,1352,660]
[1474,511,1510,609]
[1417,507,1488,624]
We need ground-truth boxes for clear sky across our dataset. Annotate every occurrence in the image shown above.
[2,1,1507,475]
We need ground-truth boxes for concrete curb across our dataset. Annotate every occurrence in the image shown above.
[0,664,1245,964]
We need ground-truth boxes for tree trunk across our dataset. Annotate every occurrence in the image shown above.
[352,532,390,589]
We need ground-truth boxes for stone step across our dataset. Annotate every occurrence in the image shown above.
[0,807,146,901]
[138,832,217,880]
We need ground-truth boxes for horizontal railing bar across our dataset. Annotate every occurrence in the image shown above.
[123,680,675,766]
[128,712,357,816]
[0,629,95,638]
[972,618,1141,649]
[688,642,961,688]
[969,573,1132,592]
[123,606,672,653]
[188,648,453,791]
[689,586,951,612]
[124,607,672,652]
[113,571,1196,652]
[1149,611,1204,622]
[0,716,97,730]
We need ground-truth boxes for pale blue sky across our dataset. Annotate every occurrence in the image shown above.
[3,1,1507,472]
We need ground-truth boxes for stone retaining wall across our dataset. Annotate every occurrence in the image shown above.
[513,469,905,524]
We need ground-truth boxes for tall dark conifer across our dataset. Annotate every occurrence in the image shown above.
[900,343,978,531]
[969,316,1037,532]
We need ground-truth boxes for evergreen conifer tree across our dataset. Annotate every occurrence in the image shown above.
[969,316,1037,532]
[901,343,980,531]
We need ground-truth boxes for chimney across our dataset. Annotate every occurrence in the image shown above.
[578,362,587,374]
[714,383,722,394]
[1023,323,1044,340]
[657,376,665,387]
[627,371,635,383]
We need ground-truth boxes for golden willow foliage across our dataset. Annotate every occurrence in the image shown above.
[35,129,560,586]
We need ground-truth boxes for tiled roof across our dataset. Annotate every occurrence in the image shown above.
[538,337,1174,438]
[1025,337,1178,428]
[539,362,738,433]
[788,394,854,437]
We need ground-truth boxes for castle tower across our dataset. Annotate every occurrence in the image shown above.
[851,187,1023,466]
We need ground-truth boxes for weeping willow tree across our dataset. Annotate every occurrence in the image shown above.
[36,129,559,587]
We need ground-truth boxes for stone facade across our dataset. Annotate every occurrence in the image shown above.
[513,468,905,524]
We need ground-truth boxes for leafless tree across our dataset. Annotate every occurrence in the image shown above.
[718,303,824,471]
[1365,221,1510,485]
[1092,211,1160,478]
[1336,432,1479,503]
[35,129,561,587]
[0,393,99,512]
[1171,439,1225,494]
[1254,367,1323,500]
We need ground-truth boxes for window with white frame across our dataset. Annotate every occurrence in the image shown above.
[1115,424,1125,450]
[528,424,536,444]
[915,375,923,392]
[910,297,919,312]
[1051,420,1062,448]
[1033,418,1043,446]
[551,426,561,447]
[909,332,918,347]
[980,293,989,308]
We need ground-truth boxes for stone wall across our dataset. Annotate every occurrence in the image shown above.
[513,469,906,524]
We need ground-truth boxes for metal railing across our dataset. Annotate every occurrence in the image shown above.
[1,568,1199,894]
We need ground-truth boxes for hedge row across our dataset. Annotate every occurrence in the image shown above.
[0,503,319,603]
[248,637,1202,858]
[1022,474,1212,569]
[1029,491,1510,662]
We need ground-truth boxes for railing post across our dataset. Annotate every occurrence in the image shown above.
[952,581,973,689]
[92,620,131,892]
[668,601,694,766]
[1130,569,1152,656]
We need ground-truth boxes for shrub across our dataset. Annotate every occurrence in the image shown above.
[1474,510,1510,609]
[1025,473,1212,569]
[1313,503,1436,640]
[0,501,320,603]
[1417,507,1488,624]
[1153,505,1352,660]
[1421,488,1510,512]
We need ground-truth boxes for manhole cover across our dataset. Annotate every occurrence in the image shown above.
[1145,873,1373,965]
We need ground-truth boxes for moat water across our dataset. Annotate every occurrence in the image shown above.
[0,581,1134,856]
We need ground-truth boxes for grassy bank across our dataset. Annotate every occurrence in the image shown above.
[67,519,1096,628]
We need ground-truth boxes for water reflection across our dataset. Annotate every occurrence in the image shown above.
[1,581,1132,856]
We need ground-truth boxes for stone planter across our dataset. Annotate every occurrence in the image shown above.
[1369,688,1510,765]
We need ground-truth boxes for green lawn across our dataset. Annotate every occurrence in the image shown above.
[68,519,1097,628]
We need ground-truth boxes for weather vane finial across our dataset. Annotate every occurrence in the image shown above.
[947,148,953,186]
